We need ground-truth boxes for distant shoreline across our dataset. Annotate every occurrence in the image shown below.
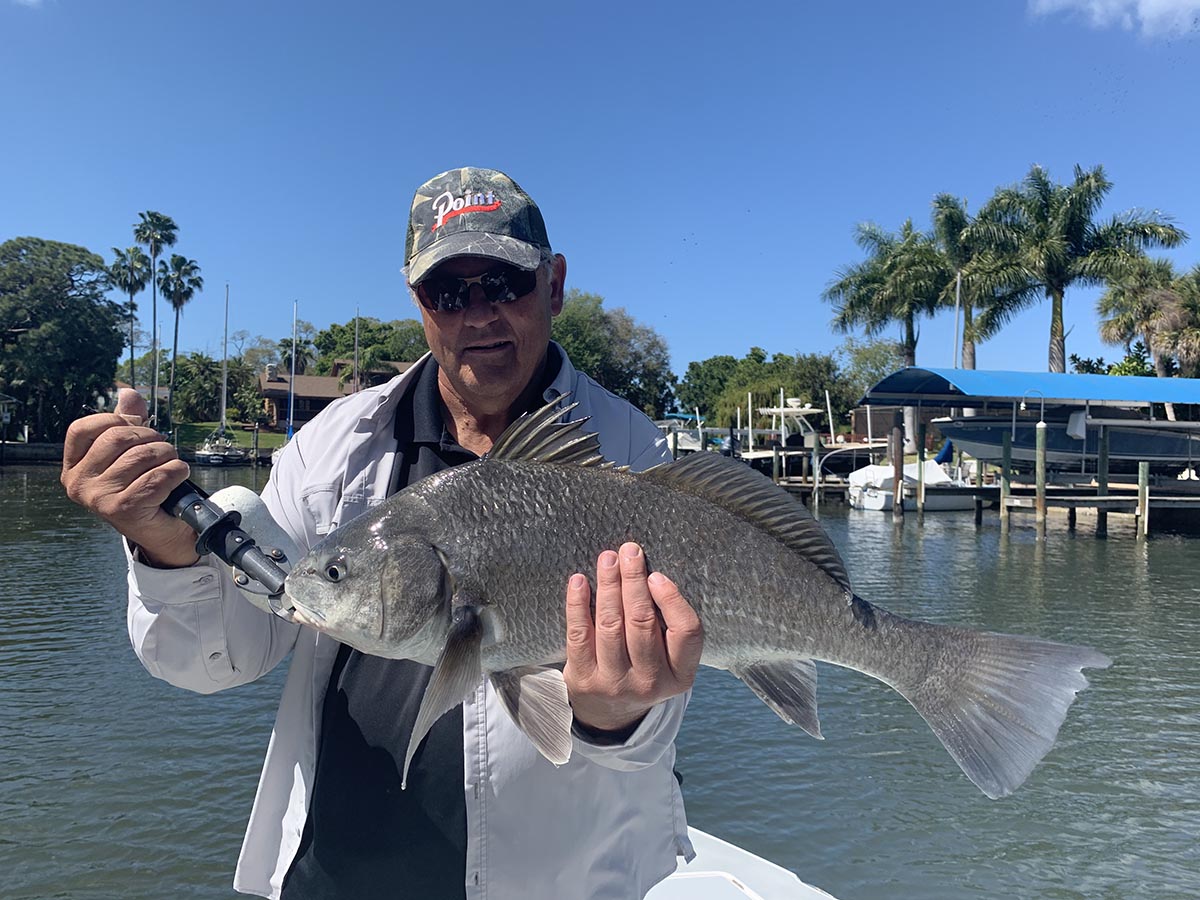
[0,443,63,465]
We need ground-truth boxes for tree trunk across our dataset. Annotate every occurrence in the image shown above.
[168,307,181,430]
[961,304,978,418]
[127,292,137,390]
[1151,342,1177,421]
[961,303,976,370]
[150,252,159,424]
[1048,288,1065,373]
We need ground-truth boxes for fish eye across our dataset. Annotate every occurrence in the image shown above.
[322,555,349,583]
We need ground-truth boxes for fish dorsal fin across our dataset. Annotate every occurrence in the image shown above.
[486,394,610,468]
[638,453,852,591]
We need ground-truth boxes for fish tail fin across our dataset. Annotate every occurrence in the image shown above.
[889,623,1111,799]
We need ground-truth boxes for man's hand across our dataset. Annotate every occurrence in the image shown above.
[563,542,703,736]
[60,388,200,568]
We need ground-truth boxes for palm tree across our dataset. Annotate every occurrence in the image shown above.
[158,254,204,430]
[1159,267,1200,377]
[824,219,950,450]
[109,246,151,387]
[972,164,1187,373]
[133,211,178,423]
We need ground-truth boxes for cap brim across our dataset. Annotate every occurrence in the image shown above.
[407,232,543,285]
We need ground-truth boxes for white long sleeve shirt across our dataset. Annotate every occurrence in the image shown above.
[125,346,694,899]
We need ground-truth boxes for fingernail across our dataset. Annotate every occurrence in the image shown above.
[600,551,618,568]
[648,572,666,585]
[620,543,642,560]
[569,573,587,590]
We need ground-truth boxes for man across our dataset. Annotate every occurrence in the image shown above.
[62,166,702,899]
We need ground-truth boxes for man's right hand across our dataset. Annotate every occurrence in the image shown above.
[61,388,201,568]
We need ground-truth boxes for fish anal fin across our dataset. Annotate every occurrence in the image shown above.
[490,666,573,766]
[403,606,483,789]
[731,659,823,739]
[638,453,851,592]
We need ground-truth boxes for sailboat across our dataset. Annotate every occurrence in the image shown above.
[194,285,252,467]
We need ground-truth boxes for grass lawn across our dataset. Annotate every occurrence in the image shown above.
[174,422,289,450]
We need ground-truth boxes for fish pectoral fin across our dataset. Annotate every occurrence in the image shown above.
[490,666,573,766]
[403,606,484,790]
[731,659,823,740]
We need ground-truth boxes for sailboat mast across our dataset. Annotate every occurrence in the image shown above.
[218,283,229,437]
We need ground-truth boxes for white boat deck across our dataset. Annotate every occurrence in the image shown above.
[649,828,838,900]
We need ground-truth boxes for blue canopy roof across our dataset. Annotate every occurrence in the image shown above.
[860,368,1200,408]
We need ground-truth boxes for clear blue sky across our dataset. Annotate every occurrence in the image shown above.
[4,0,1199,387]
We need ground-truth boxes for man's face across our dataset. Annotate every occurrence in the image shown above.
[414,254,565,412]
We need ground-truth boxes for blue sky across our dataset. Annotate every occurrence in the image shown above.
[4,0,1199,387]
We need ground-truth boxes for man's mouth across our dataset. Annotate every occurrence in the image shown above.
[464,340,511,353]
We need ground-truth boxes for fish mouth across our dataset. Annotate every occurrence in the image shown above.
[287,598,326,628]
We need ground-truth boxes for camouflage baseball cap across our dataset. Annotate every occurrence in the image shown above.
[404,167,552,285]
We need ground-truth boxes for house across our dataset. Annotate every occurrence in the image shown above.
[258,360,416,430]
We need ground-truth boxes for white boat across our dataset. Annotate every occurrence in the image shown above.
[193,431,252,466]
[933,411,1200,476]
[848,459,975,512]
[650,827,837,899]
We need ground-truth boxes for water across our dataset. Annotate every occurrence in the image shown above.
[2,465,1197,899]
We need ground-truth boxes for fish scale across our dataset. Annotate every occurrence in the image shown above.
[285,396,1111,798]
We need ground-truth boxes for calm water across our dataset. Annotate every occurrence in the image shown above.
[1,465,1197,899]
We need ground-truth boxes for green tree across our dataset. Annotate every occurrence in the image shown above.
[132,211,178,422]
[677,354,738,420]
[932,195,1035,369]
[552,289,675,417]
[837,336,905,402]
[972,164,1187,373]
[312,317,429,387]
[158,254,204,428]
[824,220,948,450]
[1107,341,1156,377]
[1156,266,1200,377]
[171,352,221,422]
[229,330,280,376]
[109,246,151,386]
[278,320,317,375]
[0,237,123,441]
[824,220,948,368]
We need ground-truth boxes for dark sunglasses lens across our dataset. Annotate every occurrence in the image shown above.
[417,278,465,312]
[480,266,537,303]
[418,264,538,312]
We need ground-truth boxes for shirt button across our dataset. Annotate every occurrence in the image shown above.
[208,651,223,661]
[196,574,215,585]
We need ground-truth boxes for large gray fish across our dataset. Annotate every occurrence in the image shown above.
[285,397,1111,797]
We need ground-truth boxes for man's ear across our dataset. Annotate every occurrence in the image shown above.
[549,254,567,315]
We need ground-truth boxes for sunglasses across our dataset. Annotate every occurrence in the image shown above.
[416,263,539,313]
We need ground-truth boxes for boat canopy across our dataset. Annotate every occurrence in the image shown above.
[859,368,1200,409]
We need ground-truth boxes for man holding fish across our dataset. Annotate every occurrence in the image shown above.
[62,167,704,899]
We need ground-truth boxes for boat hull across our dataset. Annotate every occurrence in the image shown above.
[933,416,1200,475]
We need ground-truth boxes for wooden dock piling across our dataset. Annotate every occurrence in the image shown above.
[1000,432,1011,532]
[1097,426,1109,537]
[1138,461,1150,539]
[891,425,904,521]
[1035,421,1047,540]
[916,423,927,521]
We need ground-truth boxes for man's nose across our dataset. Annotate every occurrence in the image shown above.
[460,284,500,325]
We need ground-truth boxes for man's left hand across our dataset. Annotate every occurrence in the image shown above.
[563,542,704,735]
